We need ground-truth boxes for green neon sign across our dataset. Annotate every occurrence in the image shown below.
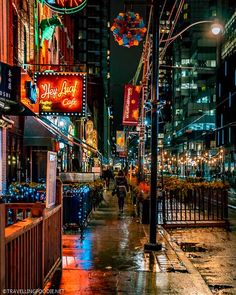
[42,0,87,14]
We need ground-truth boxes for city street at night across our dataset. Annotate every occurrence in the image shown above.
[0,0,236,294]
[46,190,236,294]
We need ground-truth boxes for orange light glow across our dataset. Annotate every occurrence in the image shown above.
[21,71,39,114]
[57,0,84,7]
[36,72,86,115]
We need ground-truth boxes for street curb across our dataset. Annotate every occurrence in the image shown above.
[160,226,213,295]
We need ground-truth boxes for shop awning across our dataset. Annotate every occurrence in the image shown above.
[24,116,102,157]
[24,116,57,148]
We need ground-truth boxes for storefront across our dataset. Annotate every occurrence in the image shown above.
[0,62,21,194]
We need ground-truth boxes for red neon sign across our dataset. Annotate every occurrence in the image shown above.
[57,0,83,7]
[35,72,86,115]
[21,71,39,114]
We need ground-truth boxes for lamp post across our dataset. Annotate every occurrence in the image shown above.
[122,0,223,251]
[160,20,223,49]
[144,0,162,251]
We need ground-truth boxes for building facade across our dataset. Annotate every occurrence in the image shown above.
[74,0,111,163]
[164,0,234,178]
[216,10,236,184]
[0,0,111,193]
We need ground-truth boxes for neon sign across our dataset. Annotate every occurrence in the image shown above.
[21,71,39,114]
[43,0,87,14]
[35,72,86,116]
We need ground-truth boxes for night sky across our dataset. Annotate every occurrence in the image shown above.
[110,1,146,131]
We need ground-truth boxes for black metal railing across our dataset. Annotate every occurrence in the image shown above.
[158,188,228,227]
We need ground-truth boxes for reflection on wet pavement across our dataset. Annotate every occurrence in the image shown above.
[62,193,154,272]
[56,191,213,294]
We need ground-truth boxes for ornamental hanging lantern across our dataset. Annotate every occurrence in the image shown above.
[111,11,147,48]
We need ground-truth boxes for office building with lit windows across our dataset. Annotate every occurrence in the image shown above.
[165,0,234,176]
[216,10,236,183]
[74,0,112,161]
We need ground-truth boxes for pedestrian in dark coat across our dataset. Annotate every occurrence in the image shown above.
[114,170,129,213]
[102,167,113,190]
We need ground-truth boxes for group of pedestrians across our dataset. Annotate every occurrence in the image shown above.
[102,167,129,214]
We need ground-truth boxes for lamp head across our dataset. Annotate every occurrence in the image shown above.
[211,23,223,35]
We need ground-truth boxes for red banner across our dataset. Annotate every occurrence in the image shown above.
[122,84,141,126]
[35,72,86,116]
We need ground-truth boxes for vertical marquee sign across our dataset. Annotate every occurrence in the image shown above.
[42,0,87,14]
[122,84,141,126]
[35,72,87,116]
[116,130,126,152]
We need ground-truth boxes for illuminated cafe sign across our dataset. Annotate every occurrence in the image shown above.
[35,72,86,116]
[43,0,87,14]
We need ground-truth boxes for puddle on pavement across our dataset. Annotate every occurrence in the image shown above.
[178,242,207,252]
[166,266,188,273]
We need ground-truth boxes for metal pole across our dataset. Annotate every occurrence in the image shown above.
[144,0,162,251]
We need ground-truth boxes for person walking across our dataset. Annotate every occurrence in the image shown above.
[114,170,129,214]
[102,166,113,190]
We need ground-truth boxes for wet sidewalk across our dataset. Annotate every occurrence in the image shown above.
[48,190,219,295]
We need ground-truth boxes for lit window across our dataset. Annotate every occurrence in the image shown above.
[184,3,188,9]
[184,13,188,20]
[206,60,216,67]
[221,114,223,127]
[181,83,197,89]
[219,83,221,97]
[212,9,217,17]
[196,96,209,103]
[181,59,190,65]
[229,92,232,107]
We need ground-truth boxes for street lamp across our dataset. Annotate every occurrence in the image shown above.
[144,3,223,251]
[160,20,223,46]
[144,0,162,251]
[211,23,224,35]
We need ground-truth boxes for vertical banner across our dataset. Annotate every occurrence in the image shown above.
[122,84,141,126]
[85,120,97,149]
[116,130,125,152]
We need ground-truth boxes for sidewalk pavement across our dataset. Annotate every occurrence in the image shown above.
[49,189,236,295]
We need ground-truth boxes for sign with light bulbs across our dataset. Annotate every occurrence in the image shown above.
[35,72,86,116]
